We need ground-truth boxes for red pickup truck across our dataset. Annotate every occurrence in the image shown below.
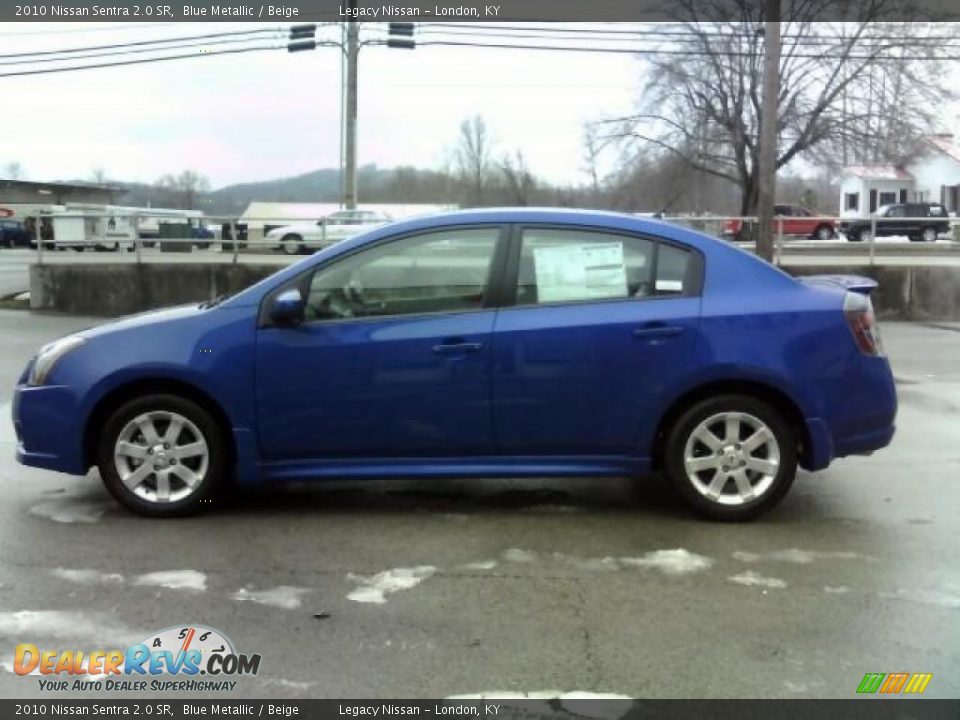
[724,204,837,240]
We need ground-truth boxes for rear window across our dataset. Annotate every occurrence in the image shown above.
[514,228,695,305]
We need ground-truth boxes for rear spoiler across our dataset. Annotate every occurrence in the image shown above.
[798,274,877,295]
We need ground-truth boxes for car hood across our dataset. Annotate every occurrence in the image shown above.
[76,304,206,341]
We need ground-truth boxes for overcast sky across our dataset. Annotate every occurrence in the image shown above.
[1,22,641,189]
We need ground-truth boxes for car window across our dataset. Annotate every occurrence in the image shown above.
[303,227,499,322]
[515,228,658,305]
[655,243,693,295]
[885,206,905,218]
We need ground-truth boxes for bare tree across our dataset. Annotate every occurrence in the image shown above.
[610,2,955,222]
[454,115,494,206]
[89,168,108,185]
[500,150,537,206]
[4,162,24,180]
[157,169,211,209]
[582,124,606,205]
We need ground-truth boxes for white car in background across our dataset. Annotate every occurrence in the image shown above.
[266,210,392,255]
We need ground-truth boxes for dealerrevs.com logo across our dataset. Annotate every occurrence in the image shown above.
[13,624,261,692]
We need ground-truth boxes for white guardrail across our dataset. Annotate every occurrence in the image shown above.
[10,212,960,267]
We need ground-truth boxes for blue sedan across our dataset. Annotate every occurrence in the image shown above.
[12,209,896,520]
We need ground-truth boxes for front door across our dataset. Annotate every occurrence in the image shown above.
[255,226,505,461]
[491,226,701,456]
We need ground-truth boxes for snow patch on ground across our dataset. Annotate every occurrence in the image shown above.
[133,570,207,592]
[824,585,851,594]
[885,587,960,609]
[733,549,863,564]
[461,560,497,571]
[231,586,309,610]
[502,548,538,563]
[261,678,315,691]
[619,549,714,576]
[728,570,787,589]
[30,498,111,524]
[51,568,123,585]
[347,566,436,604]
[0,611,141,645]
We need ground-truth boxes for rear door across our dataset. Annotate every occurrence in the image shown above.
[490,226,702,456]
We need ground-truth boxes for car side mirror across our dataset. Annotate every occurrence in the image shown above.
[270,288,305,326]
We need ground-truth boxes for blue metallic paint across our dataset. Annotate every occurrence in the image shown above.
[12,208,896,486]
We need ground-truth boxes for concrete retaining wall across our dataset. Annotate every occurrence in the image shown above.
[30,263,278,316]
[28,261,960,320]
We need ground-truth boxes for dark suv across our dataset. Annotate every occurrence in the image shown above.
[0,219,29,248]
[841,203,951,242]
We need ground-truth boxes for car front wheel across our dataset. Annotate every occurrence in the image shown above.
[97,394,226,517]
[663,395,797,521]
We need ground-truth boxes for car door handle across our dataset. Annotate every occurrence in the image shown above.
[432,340,484,355]
[632,325,685,339]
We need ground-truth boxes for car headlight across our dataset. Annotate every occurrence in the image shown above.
[28,336,85,386]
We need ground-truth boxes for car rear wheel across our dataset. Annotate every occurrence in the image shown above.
[921,226,938,243]
[663,395,797,521]
[97,394,226,517]
[280,234,303,255]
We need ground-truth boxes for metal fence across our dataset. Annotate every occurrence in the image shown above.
[9,211,960,268]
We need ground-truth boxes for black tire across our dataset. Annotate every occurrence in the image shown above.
[280,234,303,255]
[663,394,797,521]
[921,226,938,243]
[812,224,834,240]
[847,229,862,242]
[97,394,226,517]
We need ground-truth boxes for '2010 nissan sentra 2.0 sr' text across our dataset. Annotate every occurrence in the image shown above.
[12,209,896,521]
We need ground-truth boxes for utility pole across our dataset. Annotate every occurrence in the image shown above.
[756,0,781,262]
[344,16,359,210]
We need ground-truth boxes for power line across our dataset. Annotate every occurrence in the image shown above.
[389,39,960,61]
[0,26,293,60]
[0,33,288,66]
[399,26,960,51]
[0,22,180,36]
[0,42,338,78]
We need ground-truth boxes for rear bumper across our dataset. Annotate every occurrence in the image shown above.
[13,383,87,475]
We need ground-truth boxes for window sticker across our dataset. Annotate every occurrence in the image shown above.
[532,242,628,303]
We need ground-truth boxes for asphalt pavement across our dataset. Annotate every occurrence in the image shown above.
[0,310,957,699]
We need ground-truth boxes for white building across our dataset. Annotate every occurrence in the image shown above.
[840,134,960,215]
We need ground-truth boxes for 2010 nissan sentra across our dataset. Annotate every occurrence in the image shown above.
[12,209,896,521]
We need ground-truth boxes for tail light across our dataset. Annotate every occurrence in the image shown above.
[843,291,884,356]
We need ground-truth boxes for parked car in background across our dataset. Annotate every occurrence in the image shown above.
[13,209,896,522]
[724,204,837,240]
[0,219,29,248]
[266,209,392,255]
[840,202,951,242]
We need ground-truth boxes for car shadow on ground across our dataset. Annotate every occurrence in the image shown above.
[24,470,831,524]
[219,473,692,519]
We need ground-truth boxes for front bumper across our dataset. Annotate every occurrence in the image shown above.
[13,383,88,475]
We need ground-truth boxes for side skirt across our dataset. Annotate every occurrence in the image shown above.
[257,455,651,483]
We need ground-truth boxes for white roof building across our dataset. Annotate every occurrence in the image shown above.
[840,135,960,216]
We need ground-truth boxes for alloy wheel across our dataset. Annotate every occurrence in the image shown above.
[922,227,937,243]
[113,410,209,504]
[683,411,780,506]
